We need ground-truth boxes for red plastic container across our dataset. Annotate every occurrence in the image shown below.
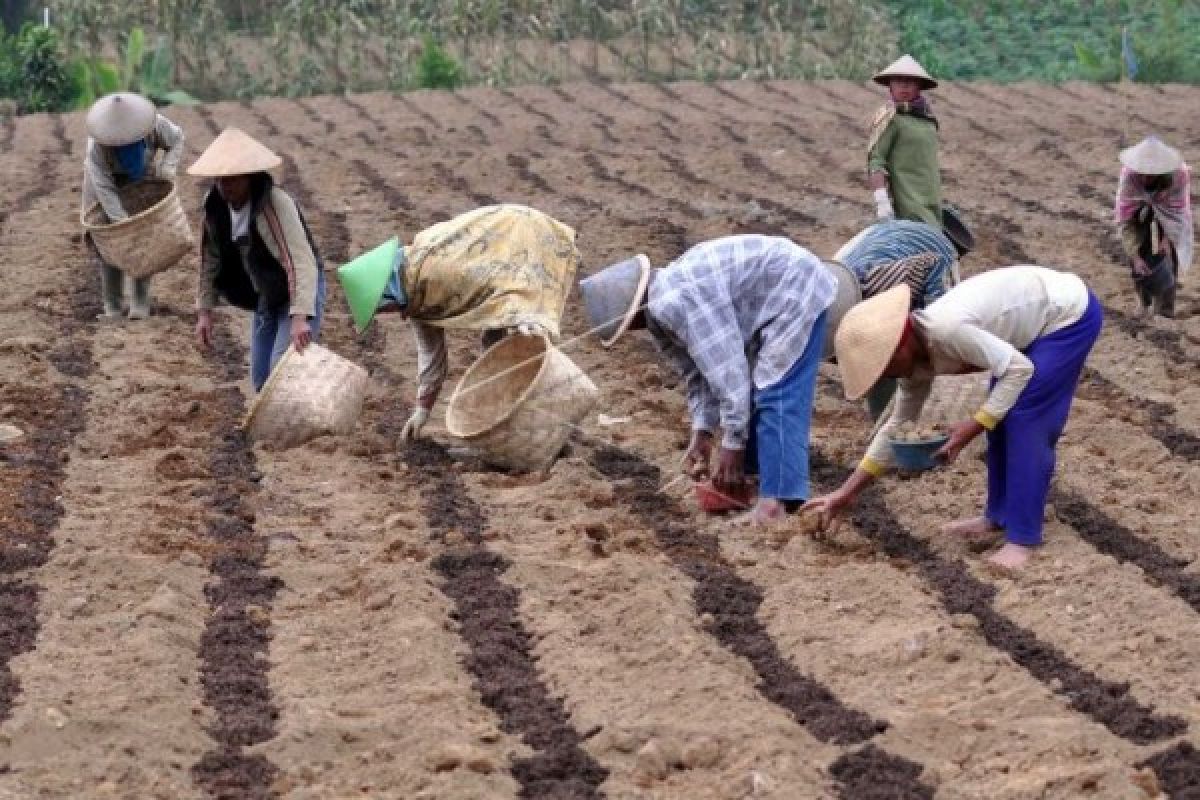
[694,480,755,513]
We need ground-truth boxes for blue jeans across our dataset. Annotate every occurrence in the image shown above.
[744,312,827,502]
[985,292,1103,546]
[250,271,327,391]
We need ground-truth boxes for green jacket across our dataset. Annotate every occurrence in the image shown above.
[868,113,942,228]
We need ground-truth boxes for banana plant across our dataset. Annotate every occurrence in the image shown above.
[72,25,198,109]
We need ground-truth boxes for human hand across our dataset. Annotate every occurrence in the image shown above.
[935,418,985,464]
[1132,256,1151,277]
[873,188,894,220]
[801,488,855,534]
[712,446,745,493]
[290,314,312,352]
[516,322,546,338]
[401,406,430,441]
[195,310,214,351]
[682,430,714,480]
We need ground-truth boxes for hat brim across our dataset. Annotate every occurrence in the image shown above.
[873,74,938,90]
[821,260,862,361]
[941,205,974,255]
[1119,153,1183,175]
[600,254,652,348]
[338,238,400,332]
[87,93,157,146]
[835,285,911,401]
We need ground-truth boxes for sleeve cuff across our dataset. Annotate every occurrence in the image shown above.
[860,457,886,478]
[973,409,1000,430]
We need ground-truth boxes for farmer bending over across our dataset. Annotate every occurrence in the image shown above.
[580,235,857,524]
[339,204,579,441]
[832,217,970,419]
[805,266,1103,570]
[82,92,184,320]
[191,128,327,391]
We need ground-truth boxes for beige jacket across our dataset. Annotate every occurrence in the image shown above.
[81,114,185,221]
[197,187,321,319]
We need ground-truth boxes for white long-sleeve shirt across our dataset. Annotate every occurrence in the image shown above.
[862,266,1090,473]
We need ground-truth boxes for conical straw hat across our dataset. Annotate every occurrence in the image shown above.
[338,238,400,332]
[1119,136,1183,175]
[578,254,651,348]
[187,127,283,177]
[834,284,912,400]
[873,55,937,90]
[822,260,862,361]
[86,92,156,146]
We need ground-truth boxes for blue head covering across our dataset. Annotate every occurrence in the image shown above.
[114,139,148,181]
[379,246,408,309]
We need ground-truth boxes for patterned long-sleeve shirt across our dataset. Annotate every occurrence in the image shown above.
[645,235,836,449]
[834,219,958,303]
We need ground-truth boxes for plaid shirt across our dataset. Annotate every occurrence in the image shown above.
[646,235,835,449]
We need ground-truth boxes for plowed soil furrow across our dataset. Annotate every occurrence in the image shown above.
[587,445,935,797]
[336,95,388,133]
[206,121,531,795]
[404,441,610,799]
[189,324,282,800]
[0,114,89,729]
[809,450,1185,745]
[1052,485,1200,611]
[0,262,90,713]
[1,115,214,799]
[1078,368,1200,461]
[6,82,1200,799]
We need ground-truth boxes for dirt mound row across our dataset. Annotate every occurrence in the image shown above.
[404,439,611,798]
[0,115,96,727]
[589,444,934,797]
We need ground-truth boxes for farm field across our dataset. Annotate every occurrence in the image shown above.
[1,78,1200,799]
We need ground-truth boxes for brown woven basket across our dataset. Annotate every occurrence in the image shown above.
[81,178,194,279]
[243,343,369,450]
[445,334,598,472]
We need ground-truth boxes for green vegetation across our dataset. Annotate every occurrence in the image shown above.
[1,23,75,113]
[417,36,465,89]
[71,26,198,109]
[885,0,1200,83]
[1,0,1198,117]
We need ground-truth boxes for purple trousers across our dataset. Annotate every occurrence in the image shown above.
[984,291,1103,546]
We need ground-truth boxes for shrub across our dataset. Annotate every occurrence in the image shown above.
[416,35,464,89]
[11,23,74,112]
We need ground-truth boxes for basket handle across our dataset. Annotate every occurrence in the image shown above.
[262,196,297,302]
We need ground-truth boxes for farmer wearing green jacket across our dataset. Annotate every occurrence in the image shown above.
[867,55,942,228]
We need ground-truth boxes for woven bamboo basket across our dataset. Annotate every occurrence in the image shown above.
[243,343,369,450]
[81,178,194,279]
[446,334,598,472]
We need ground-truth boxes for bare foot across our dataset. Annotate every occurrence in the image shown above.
[942,516,1001,536]
[750,498,786,527]
[986,543,1033,572]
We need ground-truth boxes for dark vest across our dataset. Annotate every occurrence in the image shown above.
[203,175,322,312]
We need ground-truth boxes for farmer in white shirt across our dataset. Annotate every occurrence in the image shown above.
[805,266,1103,570]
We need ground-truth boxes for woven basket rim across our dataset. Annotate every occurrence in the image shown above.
[242,344,299,431]
[80,178,177,231]
[445,334,552,439]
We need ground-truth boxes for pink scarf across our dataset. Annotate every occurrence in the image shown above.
[1115,165,1193,276]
